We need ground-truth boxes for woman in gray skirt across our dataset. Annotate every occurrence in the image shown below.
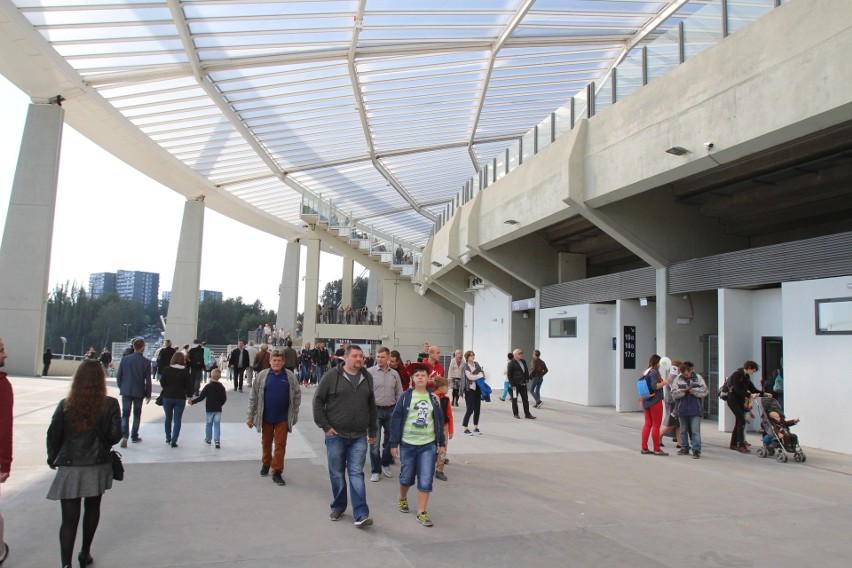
[46,360,122,568]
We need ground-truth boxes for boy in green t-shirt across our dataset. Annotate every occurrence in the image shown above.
[389,366,446,527]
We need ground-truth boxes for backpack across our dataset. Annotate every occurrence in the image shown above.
[637,373,653,398]
[718,374,733,400]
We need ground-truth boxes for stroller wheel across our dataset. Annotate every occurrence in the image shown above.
[794,452,806,463]
[756,448,767,458]
[777,453,788,463]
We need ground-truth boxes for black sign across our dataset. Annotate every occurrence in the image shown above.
[623,326,636,369]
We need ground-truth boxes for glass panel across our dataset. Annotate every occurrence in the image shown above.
[521,130,535,162]
[495,153,506,181]
[594,76,613,114]
[645,25,680,84]
[615,49,644,102]
[508,140,520,172]
[727,0,776,35]
[537,116,552,153]
[683,0,723,60]
[554,102,573,139]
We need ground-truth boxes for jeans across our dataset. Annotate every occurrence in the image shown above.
[232,367,245,390]
[324,435,369,518]
[162,398,186,443]
[529,377,543,405]
[370,407,394,474]
[501,381,511,400]
[121,396,144,440]
[300,362,312,384]
[462,388,481,427]
[679,414,702,452]
[511,384,532,417]
[205,411,221,442]
[399,442,437,493]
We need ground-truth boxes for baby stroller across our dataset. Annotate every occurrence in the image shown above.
[756,397,805,463]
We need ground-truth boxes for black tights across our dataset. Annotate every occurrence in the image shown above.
[60,495,102,566]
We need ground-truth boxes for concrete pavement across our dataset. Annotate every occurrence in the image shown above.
[3,374,852,567]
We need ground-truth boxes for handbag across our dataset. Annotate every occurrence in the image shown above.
[155,392,163,406]
[110,449,124,481]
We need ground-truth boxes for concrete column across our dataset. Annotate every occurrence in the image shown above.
[165,198,204,347]
[276,240,300,335]
[0,102,63,376]
[366,269,379,313]
[655,267,668,356]
[302,235,321,343]
[341,258,353,307]
[380,276,398,349]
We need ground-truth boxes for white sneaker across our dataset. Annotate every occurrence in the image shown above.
[370,472,381,482]
[382,465,392,478]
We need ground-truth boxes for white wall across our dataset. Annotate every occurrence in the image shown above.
[615,300,656,412]
[782,276,852,455]
[589,304,616,406]
[718,288,783,431]
[469,286,512,384]
[539,304,614,405]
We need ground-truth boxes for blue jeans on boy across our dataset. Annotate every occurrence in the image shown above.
[369,407,394,474]
[163,398,186,443]
[501,381,511,401]
[678,414,702,452]
[325,435,369,518]
[205,411,221,442]
[399,442,437,493]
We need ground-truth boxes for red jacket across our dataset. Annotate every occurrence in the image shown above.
[435,391,453,436]
[0,372,13,474]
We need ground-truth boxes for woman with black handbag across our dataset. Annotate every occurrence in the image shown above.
[46,359,122,568]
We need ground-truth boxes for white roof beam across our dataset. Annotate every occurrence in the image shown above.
[467,0,536,169]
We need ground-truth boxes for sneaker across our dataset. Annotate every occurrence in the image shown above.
[534,402,542,408]
[463,430,473,436]
[260,465,270,477]
[170,442,178,448]
[435,472,447,481]
[693,451,701,459]
[370,472,381,482]
[382,466,392,478]
[215,441,220,449]
[653,450,669,456]
[131,437,142,443]
[416,512,433,527]
[736,446,751,454]
[329,510,344,521]
[398,498,410,513]
[353,515,373,527]
[473,429,482,435]
[204,440,211,445]
[524,415,537,419]
[272,471,286,486]
[677,449,690,455]
[641,449,653,454]
[119,438,128,448]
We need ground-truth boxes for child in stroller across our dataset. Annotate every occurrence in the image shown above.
[757,396,805,463]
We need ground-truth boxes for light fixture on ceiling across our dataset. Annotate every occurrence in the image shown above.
[431,261,443,267]
[504,219,519,225]
[665,146,690,156]
[459,252,470,265]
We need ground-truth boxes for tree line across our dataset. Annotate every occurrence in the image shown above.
[45,282,277,354]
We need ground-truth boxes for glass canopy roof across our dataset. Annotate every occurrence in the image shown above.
[8,0,718,248]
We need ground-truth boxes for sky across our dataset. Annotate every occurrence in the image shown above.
[0,75,354,314]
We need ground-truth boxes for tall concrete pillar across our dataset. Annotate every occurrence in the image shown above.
[302,235,321,343]
[380,275,398,348]
[366,270,379,313]
[165,198,205,346]
[341,258,354,307]
[0,102,63,376]
[655,267,668,356]
[277,240,300,336]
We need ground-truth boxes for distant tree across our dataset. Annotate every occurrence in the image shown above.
[321,279,342,307]
[352,276,368,309]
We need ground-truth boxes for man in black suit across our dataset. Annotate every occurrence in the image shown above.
[507,349,536,420]
[228,340,251,392]
[187,339,206,396]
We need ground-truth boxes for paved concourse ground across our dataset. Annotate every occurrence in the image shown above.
[4,374,852,568]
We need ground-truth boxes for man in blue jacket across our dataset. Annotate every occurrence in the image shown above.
[116,338,152,447]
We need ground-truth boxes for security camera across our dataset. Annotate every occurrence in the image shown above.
[703,142,714,151]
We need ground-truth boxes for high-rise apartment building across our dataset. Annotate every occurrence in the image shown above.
[88,272,117,299]
[115,270,160,307]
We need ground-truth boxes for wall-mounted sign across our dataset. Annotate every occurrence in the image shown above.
[623,326,636,369]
